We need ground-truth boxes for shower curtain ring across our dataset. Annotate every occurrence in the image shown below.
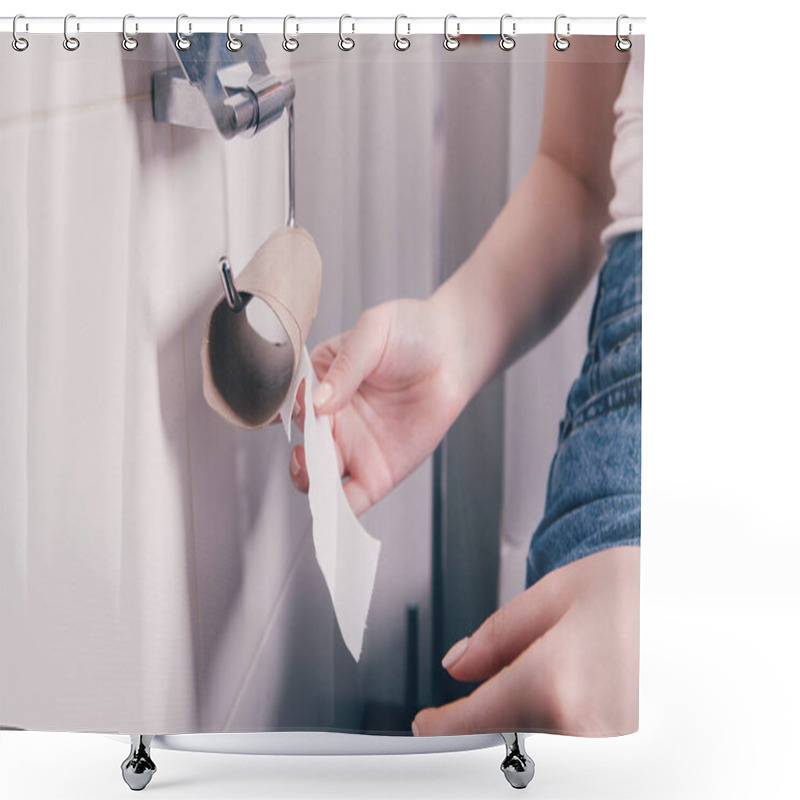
[443,14,460,51]
[227,15,243,51]
[394,15,410,51]
[175,14,191,50]
[499,14,516,51]
[121,14,138,51]
[553,14,570,51]
[338,14,355,51]
[12,14,29,51]
[63,13,80,51]
[616,14,632,51]
[283,15,299,52]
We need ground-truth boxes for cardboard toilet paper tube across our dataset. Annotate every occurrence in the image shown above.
[201,226,322,429]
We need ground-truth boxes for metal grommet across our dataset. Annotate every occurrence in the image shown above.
[553,14,570,51]
[443,13,460,51]
[499,13,516,51]
[63,13,80,51]
[12,14,29,52]
[394,14,410,51]
[616,14,632,51]
[227,14,243,51]
[121,14,138,51]
[338,14,355,51]
[175,14,191,50]
[283,15,299,52]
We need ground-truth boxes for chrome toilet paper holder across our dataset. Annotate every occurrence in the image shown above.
[152,32,295,139]
[152,32,297,310]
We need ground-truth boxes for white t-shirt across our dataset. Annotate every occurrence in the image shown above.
[600,40,644,249]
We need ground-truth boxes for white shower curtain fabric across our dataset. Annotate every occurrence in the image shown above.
[0,30,642,736]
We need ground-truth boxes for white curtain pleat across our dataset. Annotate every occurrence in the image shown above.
[0,30,589,734]
[1,32,441,733]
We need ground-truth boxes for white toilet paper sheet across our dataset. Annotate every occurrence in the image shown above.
[277,346,381,662]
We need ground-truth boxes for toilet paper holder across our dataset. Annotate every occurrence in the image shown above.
[152,32,298,311]
[217,97,296,314]
[152,32,295,139]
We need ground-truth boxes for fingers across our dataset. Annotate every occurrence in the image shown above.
[309,334,343,377]
[292,379,307,434]
[416,550,643,737]
[290,434,378,517]
[412,674,516,736]
[343,478,374,518]
[290,445,367,514]
[312,308,390,415]
[441,575,571,684]
[288,424,346,495]
[289,445,308,493]
[413,655,550,735]
[270,398,302,428]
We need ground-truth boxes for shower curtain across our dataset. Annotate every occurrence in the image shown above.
[0,24,643,738]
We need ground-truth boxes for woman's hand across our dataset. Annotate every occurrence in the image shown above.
[412,546,640,737]
[288,298,470,516]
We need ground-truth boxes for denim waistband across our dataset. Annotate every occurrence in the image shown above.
[589,231,642,339]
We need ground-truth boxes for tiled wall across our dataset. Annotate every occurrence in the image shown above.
[0,30,591,735]
[0,32,436,734]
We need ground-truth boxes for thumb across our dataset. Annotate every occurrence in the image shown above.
[412,666,524,736]
[413,637,563,735]
[312,307,390,414]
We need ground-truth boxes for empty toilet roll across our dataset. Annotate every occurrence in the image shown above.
[200,226,381,660]
[201,226,322,429]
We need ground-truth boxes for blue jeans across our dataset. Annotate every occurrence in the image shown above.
[525,231,642,589]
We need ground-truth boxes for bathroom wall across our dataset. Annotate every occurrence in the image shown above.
[0,31,438,735]
[288,34,440,726]
[428,35,597,702]
[499,40,598,604]
[0,32,330,734]
[0,31,592,735]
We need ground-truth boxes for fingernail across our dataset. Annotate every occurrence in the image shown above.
[411,720,420,737]
[290,452,301,476]
[441,636,470,671]
[313,382,332,408]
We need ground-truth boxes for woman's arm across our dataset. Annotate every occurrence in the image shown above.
[290,38,630,515]
[431,37,629,406]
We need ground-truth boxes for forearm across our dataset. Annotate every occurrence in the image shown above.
[429,150,611,406]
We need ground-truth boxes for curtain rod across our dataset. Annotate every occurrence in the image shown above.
[0,16,646,36]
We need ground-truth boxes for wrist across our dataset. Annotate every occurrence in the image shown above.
[426,257,502,413]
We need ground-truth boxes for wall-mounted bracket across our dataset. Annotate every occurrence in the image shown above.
[152,33,295,139]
